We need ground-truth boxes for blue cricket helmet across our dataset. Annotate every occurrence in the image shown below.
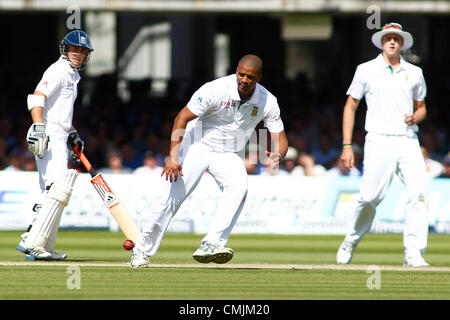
[59,30,94,70]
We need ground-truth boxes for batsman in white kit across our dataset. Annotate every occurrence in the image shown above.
[16,30,93,261]
[130,54,288,268]
[336,23,429,267]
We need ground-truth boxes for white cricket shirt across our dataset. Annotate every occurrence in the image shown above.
[347,54,427,134]
[35,56,81,131]
[185,74,284,152]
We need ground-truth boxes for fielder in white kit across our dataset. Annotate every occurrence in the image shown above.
[16,30,93,260]
[336,23,429,267]
[131,54,288,268]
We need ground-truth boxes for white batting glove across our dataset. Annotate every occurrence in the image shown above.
[26,123,49,159]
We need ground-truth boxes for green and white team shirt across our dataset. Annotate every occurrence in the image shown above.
[185,74,284,153]
[347,53,427,135]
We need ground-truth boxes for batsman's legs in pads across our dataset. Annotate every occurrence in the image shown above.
[21,129,69,241]
[21,169,78,254]
[18,131,72,258]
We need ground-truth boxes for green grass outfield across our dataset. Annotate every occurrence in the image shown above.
[1,230,450,301]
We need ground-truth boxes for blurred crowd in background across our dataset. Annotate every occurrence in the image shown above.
[1,72,449,179]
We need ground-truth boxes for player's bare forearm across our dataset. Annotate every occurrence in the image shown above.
[269,131,288,159]
[342,96,360,145]
[30,107,44,123]
[415,103,427,123]
[162,106,198,182]
[266,131,288,169]
[168,106,197,162]
[341,96,359,170]
[405,100,427,126]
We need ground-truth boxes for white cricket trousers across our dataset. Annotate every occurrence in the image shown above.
[36,125,70,191]
[136,143,248,257]
[344,132,428,254]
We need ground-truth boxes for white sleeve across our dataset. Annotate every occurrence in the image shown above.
[346,66,366,99]
[413,70,427,101]
[35,67,61,98]
[263,98,284,133]
[186,83,216,116]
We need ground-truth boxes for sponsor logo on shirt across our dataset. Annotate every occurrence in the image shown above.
[221,101,237,108]
[65,80,75,90]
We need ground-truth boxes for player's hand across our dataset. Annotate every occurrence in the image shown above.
[162,156,183,183]
[26,123,49,159]
[340,148,354,171]
[265,151,282,170]
[404,113,416,126]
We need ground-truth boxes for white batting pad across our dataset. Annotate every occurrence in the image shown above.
[24,169,78,249]
[45,204,65,252]
[47,169,78,205]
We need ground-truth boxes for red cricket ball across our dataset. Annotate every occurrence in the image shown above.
[123,239,135,251]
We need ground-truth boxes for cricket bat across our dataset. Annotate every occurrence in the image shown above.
[70,144,142,243]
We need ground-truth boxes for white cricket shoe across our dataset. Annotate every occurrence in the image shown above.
[336,240,356,264]
[16,241,52,260]
[130,247,149,268]
[26,250,68,261]
[404,252,429,267]
[192,242,234,264]
[49,250,68,261]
